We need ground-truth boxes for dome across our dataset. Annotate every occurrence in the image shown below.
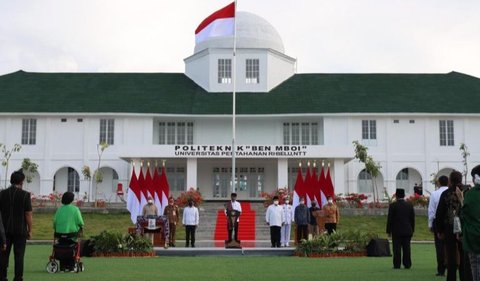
[194,11,285,54]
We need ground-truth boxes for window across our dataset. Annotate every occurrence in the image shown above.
[409,120,415,124]
[159,122,194,145]
[67,167,80,192]
[246,59,259,84]
[21,119,36,145]
[61,118,67,122]
[362,120,377,146]
[283,122,319,145]
[362,120,376,140]
[212,166,264,198]
[77,118,83,123]
[100,119,114,145]
[439,120,454,146]
[166,166,186,192]
[218,59,232,84]
[393,120,399,124]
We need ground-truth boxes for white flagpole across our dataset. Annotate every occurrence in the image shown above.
[231,0,237,194]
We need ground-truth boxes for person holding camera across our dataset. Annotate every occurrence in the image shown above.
[0,170,33,281]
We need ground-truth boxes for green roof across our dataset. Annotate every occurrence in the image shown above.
[1,70,479,115]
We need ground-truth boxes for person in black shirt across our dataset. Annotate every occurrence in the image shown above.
[308,201,320,237]
[387,188,415,269]
[0,170,33,281]
[0,211,5,251]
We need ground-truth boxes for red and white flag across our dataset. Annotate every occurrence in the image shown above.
[127,167,141,224]
[324,167,335,199]
[152,166,163,214]
[292,167,305,212]
[304,167,313,207]
[317,167,327,208]
[137,168,148,215]
[159,166,170,215]
[195,2,235,44]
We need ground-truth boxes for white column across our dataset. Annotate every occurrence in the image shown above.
[333,159,346,195]
[277,158,288,189]
[187,158,198,190]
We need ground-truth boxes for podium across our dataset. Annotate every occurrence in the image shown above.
[135,216,170,248]
[225,210,241,249]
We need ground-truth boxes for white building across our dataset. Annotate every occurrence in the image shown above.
[0,12,479,201]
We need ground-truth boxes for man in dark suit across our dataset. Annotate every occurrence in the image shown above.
[387,188,415,269]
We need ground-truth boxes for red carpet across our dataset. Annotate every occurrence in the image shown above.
[214,202,256,246]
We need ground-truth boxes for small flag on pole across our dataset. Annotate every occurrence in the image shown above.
[195,2,235,44]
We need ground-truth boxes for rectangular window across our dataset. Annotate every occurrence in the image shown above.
[99,119,114,145]
[167,122,175,145]
[301,123,310,145]
[283,123,290,145]
[440,120,454,146]
[246,59,259,84]
[218,59,232,84]
[159,122,166,145]
[159,122,194,145]
[177,122,186,145]
[21,118,37,145]
[291,123,300,145]
[362,120,377,140]
[166,166,186,192]
[283,122,319,145]
[311,123,318,145]
[187,122,194,145]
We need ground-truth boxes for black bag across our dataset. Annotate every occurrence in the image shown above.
[80,239,95,257]
[366,238,391,257]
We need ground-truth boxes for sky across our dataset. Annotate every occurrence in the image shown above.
[1,0,479,77]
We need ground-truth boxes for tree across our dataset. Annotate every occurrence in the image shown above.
[460,143,470,185]
[21,158,39,191]
[0,143,22,189]
[353,141,382,202]
[83,142,109,206]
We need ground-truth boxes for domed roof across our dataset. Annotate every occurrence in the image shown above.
[194,11,285,54]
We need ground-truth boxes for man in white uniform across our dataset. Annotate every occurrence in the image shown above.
[266,196,284,248]
[281,197,294,247]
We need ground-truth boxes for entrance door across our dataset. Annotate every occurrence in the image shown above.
[212,166,265,199]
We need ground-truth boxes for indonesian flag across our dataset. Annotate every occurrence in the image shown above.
[311,167,319,207]
[126,168,141,224]
[324,167,335,199]
[317,167,328,208]
[304,167,313,207]
[152,166,163,214]
[292,167,305,212]
[145,167,155,199]
[137,168,148,215]
[159,166,170,216]
[195,2,235,44]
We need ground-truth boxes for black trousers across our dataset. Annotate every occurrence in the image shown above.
[392,235,412,269]
[227,222,239,242]
[185,225,196,247]
[0,234,27,281]
[296,225,308,243]
[325,223,337,235]
[270,226,281,247]
[433,227,446,275]
[444,231,471,281]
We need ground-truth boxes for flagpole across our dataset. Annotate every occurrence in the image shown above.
[231,0,237,194]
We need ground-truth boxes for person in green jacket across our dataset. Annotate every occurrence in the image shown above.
[463,165,480,281]
[53,191,84,271]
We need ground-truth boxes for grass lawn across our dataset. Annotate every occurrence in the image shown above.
[7,244,441,281]
[32,212,432,241]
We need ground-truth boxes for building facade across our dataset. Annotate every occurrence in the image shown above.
[0,12,479,201]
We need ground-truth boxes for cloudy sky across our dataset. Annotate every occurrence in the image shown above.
[1,0,479,77]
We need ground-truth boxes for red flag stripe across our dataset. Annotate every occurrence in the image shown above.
[195,2,235,34]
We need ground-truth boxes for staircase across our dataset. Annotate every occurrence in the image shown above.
[195,201,270,241]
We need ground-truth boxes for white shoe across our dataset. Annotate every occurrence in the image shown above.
[286,243,290,247]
